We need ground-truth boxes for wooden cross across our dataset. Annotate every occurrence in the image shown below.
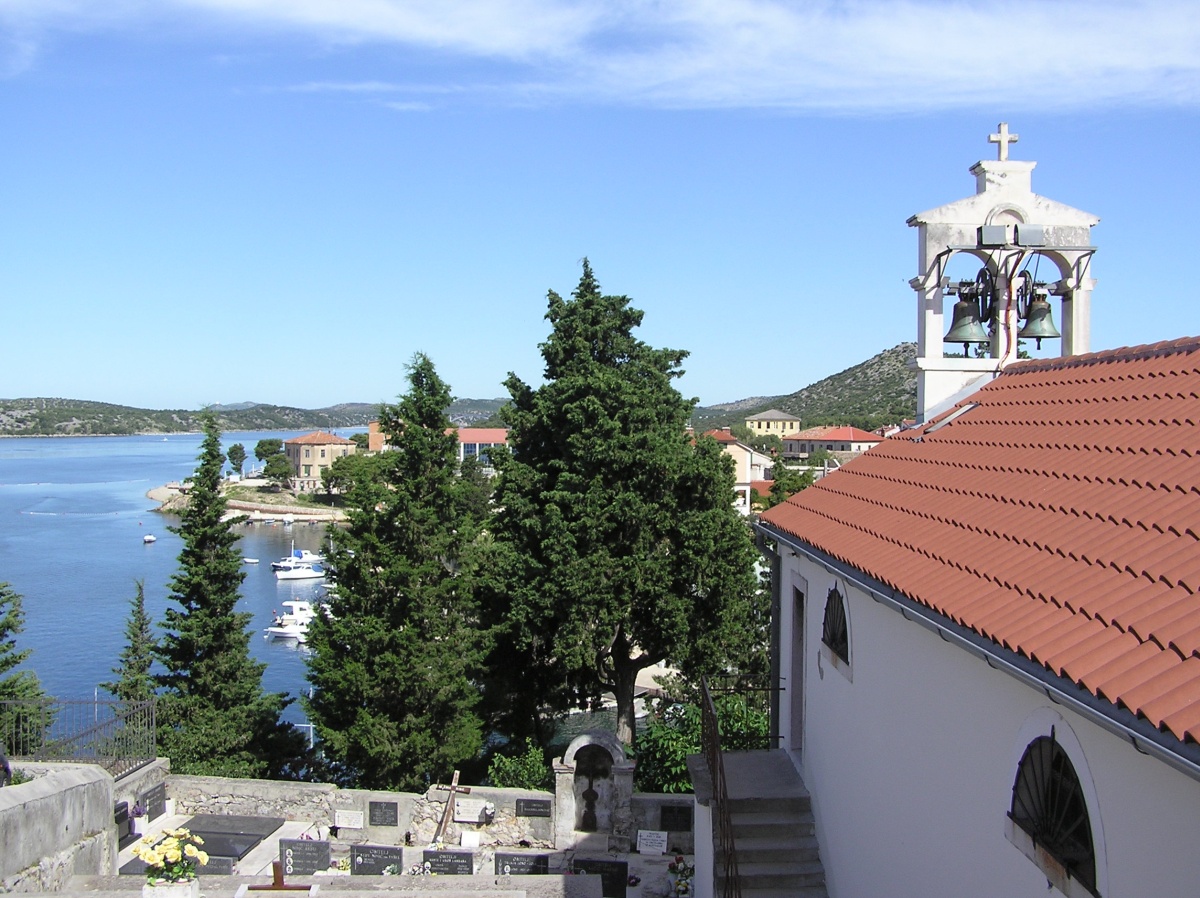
[989,122,1019,161]
[246,860,312,892]
[432,770,471,844]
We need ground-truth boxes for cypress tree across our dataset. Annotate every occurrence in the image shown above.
[156,412,306,778]
[101,580,156,703]
[0,582,48,750]
[305,354,487,790]
[484,261,760,747]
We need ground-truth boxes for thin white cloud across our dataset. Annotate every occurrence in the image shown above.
[2,0,1198,110]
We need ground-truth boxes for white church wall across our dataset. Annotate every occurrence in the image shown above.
[777,551,1200,898]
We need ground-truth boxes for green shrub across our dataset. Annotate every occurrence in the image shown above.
[487,738,552,790]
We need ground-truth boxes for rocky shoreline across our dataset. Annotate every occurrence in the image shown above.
[146,482,346,523]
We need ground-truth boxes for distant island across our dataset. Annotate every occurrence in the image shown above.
[0,343,917,437]
[0,397,507,437]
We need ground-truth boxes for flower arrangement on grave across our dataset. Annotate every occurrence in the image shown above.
[132,829,209,884]
[667,855,694,896]
[405,861,433,876]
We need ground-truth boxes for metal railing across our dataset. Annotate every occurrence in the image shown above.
[701,677,742,898]
[0,699,156,781]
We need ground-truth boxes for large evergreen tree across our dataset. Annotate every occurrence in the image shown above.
[0,582,48,751]
[305,354,488,790]
[156,412,306,778]
[484,261,760,746]
[101,580,156,703]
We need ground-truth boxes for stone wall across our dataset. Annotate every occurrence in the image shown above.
[169,774,338,827]
[630,794,696,855]
[0,764,116,893]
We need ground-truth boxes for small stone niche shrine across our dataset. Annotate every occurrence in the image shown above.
[553,731,636,851]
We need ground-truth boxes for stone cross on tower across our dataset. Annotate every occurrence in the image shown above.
[988,122,1019,161]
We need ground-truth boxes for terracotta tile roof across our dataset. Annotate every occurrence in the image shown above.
[760,337,1200,747]
[284,431,355,445]
[455,428,509,443]
[703,429,740,443]
[786,425,883,443]
[751,479,774,495]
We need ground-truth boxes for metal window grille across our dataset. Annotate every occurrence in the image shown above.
[1009,732,1098,896]
[821,586,849,663]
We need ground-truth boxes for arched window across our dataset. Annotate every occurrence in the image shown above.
[1009,731,1098,896]
[821,585,848,664]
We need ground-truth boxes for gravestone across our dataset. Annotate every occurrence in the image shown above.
[368,801,398,827]
[143,783,167,820]
[334,809,364,830]
[636,830,668,855]
[495,852,550,875]
[280,839,331,876]
[423,849,474,874]
[350,845,405,875]
[572,858,628,898]
[516,798,552,818]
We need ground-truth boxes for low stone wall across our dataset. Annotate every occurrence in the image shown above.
[0,764,116,893]
[630,794,696,854]
[169,774,338,826]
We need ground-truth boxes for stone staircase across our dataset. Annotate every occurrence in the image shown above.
[713,751,829,898]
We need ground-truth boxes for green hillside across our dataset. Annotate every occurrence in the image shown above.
[693,342,917,432]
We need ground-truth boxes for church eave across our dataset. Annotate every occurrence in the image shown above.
[755,520,1200,786]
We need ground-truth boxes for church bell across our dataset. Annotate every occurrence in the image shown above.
[1017,297,1061,349]
[944,297,989,350]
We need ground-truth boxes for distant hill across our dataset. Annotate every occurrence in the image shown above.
[693,343,917,432]
[0,396,508,437]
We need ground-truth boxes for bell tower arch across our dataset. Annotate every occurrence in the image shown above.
[907,124,1099,421]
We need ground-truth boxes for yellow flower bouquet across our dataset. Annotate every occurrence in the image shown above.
[131,829,209,883]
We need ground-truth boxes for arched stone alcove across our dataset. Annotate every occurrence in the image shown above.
[553,731,636,851]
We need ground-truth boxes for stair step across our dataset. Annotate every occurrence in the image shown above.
[730,809,816,839]
[728,859,827,889]
[734,833,821,864]
[728,794,811,815]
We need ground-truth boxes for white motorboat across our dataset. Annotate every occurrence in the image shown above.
[274,562,326,581]
[243,557,260,564]
[264,600,317,641]
[142,534,157,544]
[271,543,324,571]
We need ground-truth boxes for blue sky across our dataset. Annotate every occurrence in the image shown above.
[1,1,1198,410]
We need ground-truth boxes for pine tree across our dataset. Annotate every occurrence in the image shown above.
[101,580,157,703]
[305,354,488,790]
[484,261,760,747]
[156,412,307,778]
[0,582,48,751]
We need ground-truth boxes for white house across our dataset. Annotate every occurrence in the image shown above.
[782,425,882,459]
[755,337,1200,898]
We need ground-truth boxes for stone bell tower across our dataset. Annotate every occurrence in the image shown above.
[908,123,1099,422]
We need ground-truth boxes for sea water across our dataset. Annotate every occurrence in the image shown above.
[0,431,355,725]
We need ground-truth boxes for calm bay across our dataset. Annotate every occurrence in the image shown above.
[0,431,351,725]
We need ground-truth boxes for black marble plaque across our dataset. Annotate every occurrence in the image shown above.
[368,800,399,827]
[280,839,331,875]
[142,783,167,820]
[350,845,405,875]
[494,852,550,875]
[572,858,628,898]
[515,798,552,817]
[423,849,473,875]
[203,856,236,875]
[660,804,693,832]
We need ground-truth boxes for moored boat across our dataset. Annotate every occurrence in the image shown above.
[274,562,325,581]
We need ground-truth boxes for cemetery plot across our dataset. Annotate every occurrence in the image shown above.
[350,844,405,875]
[280,839,331,876]
[515,797,552,817]
[494,852,550,875]
[423,849,474,874]
[368,800,399,826]
[572,858,628,898]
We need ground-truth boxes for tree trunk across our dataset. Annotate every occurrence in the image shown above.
[613,658,639,748]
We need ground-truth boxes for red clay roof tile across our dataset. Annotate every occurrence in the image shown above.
[761,337,1200,746]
